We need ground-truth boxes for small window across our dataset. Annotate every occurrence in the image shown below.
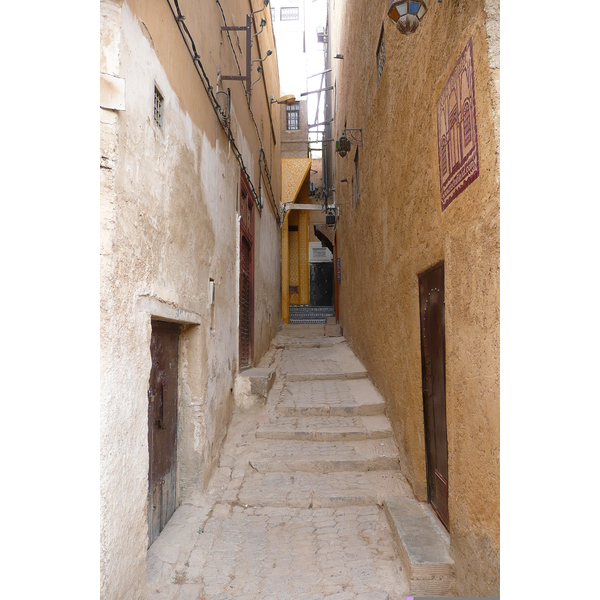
[154,85,164,128]
[271,7,275,21]
[352,148,360,208]
[286,102,300,130]
[376,26,386,85]
[281,7,299,21]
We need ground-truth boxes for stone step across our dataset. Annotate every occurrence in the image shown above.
[288,310,335,316]
[289,305,334,312]
[289,311,334,316]
[278,324,326,338]
[383,497,455,597]
[248,438,399,473]
[234,367,276,409]
[256,415,393,441]
[285,371,368,382]
[277,344,367,379]
[238,470,412,509]
[289,318,328,324]
[277,400,384,417]
[276,378,386,417]
[325,323,342,337]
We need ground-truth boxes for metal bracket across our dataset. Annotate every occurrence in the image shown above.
[343,128,363,147]
[220,14,252,96]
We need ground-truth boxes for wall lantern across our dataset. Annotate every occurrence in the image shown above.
[271,94,296,105]
[388,0,428,34]
[336,134,351,157]
[326,210,336,226]
[335,128,362,158]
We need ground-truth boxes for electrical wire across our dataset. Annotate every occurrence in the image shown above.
[165,0,281,224]
[214,0,280,222]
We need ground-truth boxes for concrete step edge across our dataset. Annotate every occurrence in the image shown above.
[285,371,368,382]
[276,403,385,417]
[248,455,399,473]
[255,428,393,442]
[256,415,393,442]
[383,497,455,596]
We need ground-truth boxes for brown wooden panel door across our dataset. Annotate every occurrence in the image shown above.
[239,235,252,369]
[419,263,449,529]
[239,172,254,370]
[148,321,179,547]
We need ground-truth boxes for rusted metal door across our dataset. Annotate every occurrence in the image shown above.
[239,173,254,370]
[419,262,449,529]
[148,320,179,547]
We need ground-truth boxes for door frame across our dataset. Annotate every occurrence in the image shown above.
[418,260,449,530]
[147,319,180,547]
[239,171,255,370]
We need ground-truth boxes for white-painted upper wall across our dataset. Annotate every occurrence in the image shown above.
[273,0,326,155]
[272,0,307,97]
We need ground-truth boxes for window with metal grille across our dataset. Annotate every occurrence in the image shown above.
[376,26,386,85]
[286,102,300,130]
[154,85,164,128]
[281,7,299,21]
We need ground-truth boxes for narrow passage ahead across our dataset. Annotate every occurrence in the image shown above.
[147,325,414,599]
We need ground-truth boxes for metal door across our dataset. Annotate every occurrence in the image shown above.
[419,262,449,529]
[148,320,179,547]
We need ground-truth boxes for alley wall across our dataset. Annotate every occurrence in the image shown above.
[100,1,282,598]
[329,0,500,596]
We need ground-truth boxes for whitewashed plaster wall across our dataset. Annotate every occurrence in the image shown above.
[254,197,282,362]
[100,2,281,598]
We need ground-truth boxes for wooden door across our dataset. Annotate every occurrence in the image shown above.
[148,320,179,547]
[419,263,449,529]
[239,235,252,369]
[239,173,254,370]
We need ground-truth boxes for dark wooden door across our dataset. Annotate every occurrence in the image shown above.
[148,320,179,547]
[419,263,449,529]
[309,262,334,306]
[239,172,254,370]
[239,236,252,369]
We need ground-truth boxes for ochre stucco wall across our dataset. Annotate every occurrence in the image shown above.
[330,1,499,595]
[100,1,282,598]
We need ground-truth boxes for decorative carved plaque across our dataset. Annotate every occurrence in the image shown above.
[437,38,479,211]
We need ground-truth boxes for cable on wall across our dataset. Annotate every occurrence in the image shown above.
[214,0,280,221]
[165,0,281,224]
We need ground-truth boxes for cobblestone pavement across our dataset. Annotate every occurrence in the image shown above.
[147,328,412,599]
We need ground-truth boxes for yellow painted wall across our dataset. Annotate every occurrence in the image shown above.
[330,0,499,596]
[281,214,289,323]
[288,211,300,305]
[281,158,312,313]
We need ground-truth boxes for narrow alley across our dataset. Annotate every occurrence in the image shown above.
[100,1,500,598]
[147,325,453,599]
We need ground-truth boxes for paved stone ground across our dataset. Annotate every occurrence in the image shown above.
[147,328,412,599]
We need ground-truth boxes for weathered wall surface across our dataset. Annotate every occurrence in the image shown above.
[308,158,326,244]
[254,194,282,360]
[330,1,499,596]
[281,99,309,158]
[100,1,281,598]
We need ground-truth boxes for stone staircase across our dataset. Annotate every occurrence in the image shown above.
[288,304,335,324]
[241,326,457,596]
